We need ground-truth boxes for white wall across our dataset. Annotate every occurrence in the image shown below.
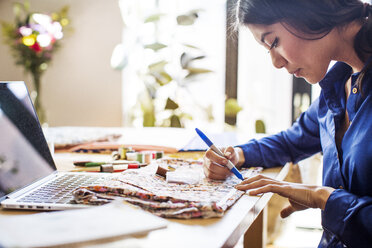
[0,0,123,127]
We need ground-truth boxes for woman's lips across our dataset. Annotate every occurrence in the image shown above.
[294,69,301,77]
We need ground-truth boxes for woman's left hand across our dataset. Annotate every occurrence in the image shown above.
[235,174,335,218]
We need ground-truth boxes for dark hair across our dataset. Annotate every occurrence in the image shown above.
[236,0,372,90]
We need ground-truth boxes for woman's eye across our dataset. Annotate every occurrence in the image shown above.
[269,37,279,50]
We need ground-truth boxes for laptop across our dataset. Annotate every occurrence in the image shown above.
[0,81,113,210]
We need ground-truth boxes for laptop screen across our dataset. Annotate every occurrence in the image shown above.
[0,81,55,199]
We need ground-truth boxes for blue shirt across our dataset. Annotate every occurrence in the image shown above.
[238,60,372,248]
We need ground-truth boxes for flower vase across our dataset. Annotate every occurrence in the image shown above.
[31,73,46,125]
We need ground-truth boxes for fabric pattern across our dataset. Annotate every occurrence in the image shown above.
[73,158,262,219]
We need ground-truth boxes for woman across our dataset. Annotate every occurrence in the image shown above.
[203,1,372,247]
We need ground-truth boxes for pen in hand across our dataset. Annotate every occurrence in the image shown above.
[195,128,244,181]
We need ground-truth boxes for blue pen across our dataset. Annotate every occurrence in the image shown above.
[195,128,244,181]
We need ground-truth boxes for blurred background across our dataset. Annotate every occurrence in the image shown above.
[0,0,316,134]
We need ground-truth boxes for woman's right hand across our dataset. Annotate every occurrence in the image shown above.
[203,146,242,180]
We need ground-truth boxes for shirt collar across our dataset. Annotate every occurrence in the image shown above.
[319,56,372,90]
[318,57,372,120]
[319,62,352,90]
[318,62,351,115]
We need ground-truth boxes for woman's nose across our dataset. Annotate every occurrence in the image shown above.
[270,50,286,69]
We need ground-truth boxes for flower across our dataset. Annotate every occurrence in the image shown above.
[1,1,70,124]
[1,2,70,76]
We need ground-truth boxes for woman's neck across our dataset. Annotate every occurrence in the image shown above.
[333,21,365,73]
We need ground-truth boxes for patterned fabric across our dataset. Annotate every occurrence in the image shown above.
[73,158,262,219]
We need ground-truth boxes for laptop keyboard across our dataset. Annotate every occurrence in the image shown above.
[17,174,107,204]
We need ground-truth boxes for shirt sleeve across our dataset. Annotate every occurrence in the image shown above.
[322,189,372,247]
[237,97,322,168]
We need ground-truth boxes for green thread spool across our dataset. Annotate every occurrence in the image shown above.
[136,153,144,163]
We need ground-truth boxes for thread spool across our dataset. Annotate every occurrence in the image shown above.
[111,151,121,160]
[136,152,144,163]
[126,151,137,161]
[143,151,152,164]
[101,164,114,172]
[156,165,169,178]
[156,151,164,159]
[119,146,131,160]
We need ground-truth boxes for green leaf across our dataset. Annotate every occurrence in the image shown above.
[143,111,156,127]
[139,92,156,127]
[255,120,266,133]
[1,22,16,38]
[185,67,213,78]
[25,13,31,25]
[187,67,212,74]
[180,53,206,69]
[59,6,69,18]
[170,114,182,128]
[180,52,188,69]
[148,60,167,73]
[191,55,205,61]
[145,13,165,23]
[179,112,193,120]
[225,98,242,117]
[176,14,196,25]
[144,81,158,99]
[23,0,30,11]
[144,42,167,51]
[148,61,172,85]
[13,3,22,17]
[176,9,203,26]
[165,98,179,110]
[150,71,172,86]
[182,43,201,50]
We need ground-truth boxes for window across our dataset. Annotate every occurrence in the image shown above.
[117,0,226,130]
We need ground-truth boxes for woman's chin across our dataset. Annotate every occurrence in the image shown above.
[302,75,321,85]
[305,79,318,84]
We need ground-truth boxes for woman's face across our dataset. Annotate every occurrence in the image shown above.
[247,23,335,84]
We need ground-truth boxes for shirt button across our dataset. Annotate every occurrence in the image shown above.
[339,186,344,189]
[352,88,358,94]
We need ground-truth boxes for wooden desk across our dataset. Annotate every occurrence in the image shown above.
[0,152,289,248]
